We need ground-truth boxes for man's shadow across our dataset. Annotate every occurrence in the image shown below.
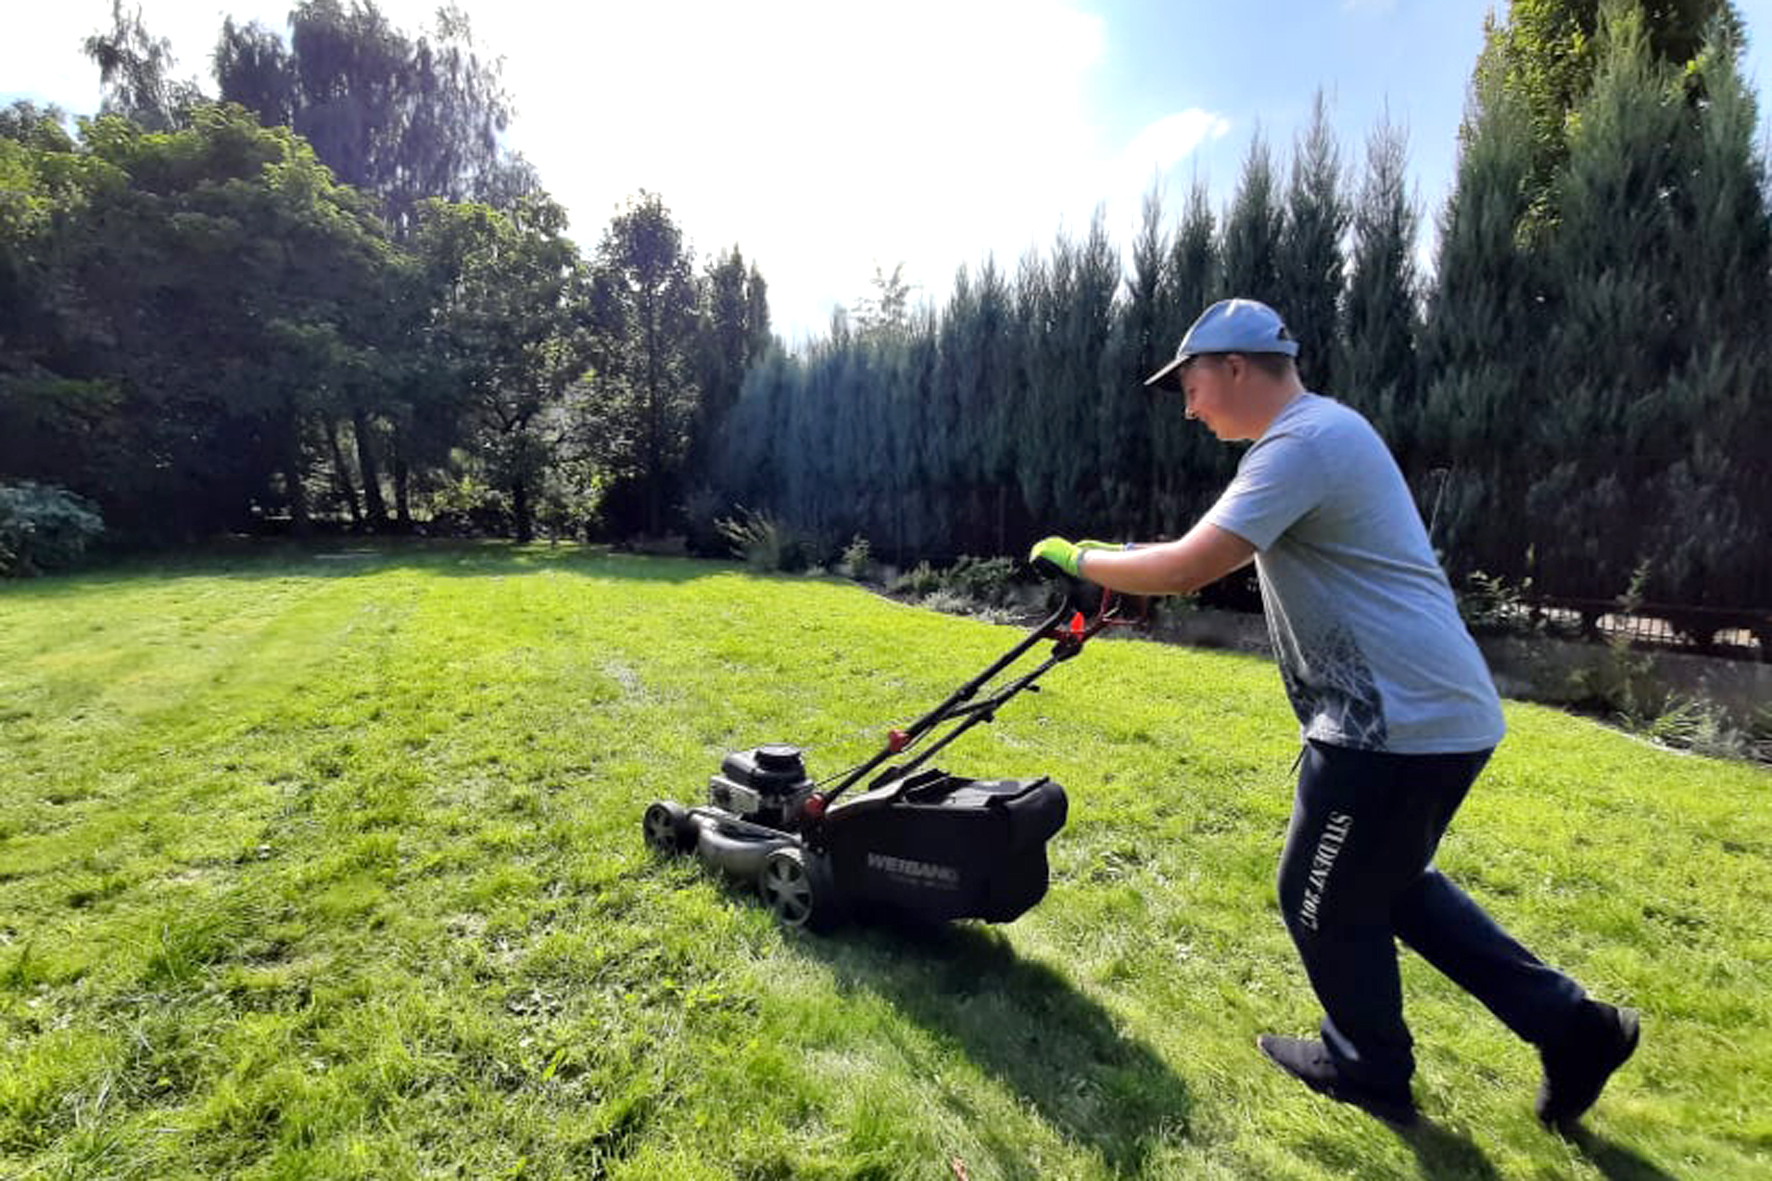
[1561,1127,1681,1181]
[1381,1114,1677,1181]
[804,919,1190,1176]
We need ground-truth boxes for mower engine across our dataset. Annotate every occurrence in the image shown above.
[707,744,815,830]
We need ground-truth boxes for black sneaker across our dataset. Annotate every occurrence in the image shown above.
[1257,1035,1419,1127]
[1535,1002,1640,1129]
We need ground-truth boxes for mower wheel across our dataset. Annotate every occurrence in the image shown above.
[642,800,697,855]
[760,845,843,933]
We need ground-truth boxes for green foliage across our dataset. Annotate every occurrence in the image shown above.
[215,0,517,230]
[941,555,1019,607]
[82,0,203,132]
[1220,129,1284,306]
[1457,570,1540,636]
[1339,113,1421,462]
[585,192,703,538]
[1275,90,1348,396]
[887,560,942,599]
[715,505,804,573]
[838,534,873,580]
[0,482,104,576]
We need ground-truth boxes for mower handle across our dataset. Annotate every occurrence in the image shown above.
[815,589,1136,807]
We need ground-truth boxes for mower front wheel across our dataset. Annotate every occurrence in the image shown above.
[760,846,843,933]
[642,800,697,856]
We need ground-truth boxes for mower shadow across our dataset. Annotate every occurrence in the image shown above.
[809,920,1189,1177]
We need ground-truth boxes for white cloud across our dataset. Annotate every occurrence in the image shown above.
[483,0,1111,341]
[1116,108,1232,186]
[4,0,1135,341]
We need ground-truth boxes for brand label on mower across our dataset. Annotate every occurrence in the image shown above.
[867,852,961,889]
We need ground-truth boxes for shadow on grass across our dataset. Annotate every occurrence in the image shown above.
[1395,1121,1501,1180]
[1562,1127,1680,1181]
[8,538,739,593]
[808,920,1188,1178]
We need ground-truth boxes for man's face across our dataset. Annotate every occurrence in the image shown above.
[1181,354,1243,440]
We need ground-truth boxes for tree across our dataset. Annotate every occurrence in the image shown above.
[215,0,516,233]
[1526,1,1771,606]
[82,1,202,132]
[852,263,917,340]
[1340,112,1422,460]
[692,247,771,477]
[1276,90,1349,394]
[1488,0,1745,220]
[1416,31,1542,579]
[590,192,700,536]
[417,196,590,541]
[1220,129,1284,307]
[2,105,399,539]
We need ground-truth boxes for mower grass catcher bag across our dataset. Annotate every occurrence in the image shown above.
[821,768,1067,923]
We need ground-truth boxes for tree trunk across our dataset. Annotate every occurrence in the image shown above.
[284,409,311,539]
[352,406,388,529]
[512,477,532,542]
[327,417,362,527]
[392,426,412,531]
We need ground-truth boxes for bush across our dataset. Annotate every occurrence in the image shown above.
[888,561,943,599]
[1458,570,1537,636]
[422,475,509,536]
[716,506,807,573]
[942,555,1017,606]
[0,482,104,577]
[839,534,873,580]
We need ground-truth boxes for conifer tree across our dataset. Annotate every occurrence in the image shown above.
[1341,112,1422,462]
[1527,2,1694,598]
[1220,130,1284,307]
[1276,91,1348,395]
[1417,34,1541,579]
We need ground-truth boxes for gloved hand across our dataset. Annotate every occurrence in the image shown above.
[1029,536,1120,577]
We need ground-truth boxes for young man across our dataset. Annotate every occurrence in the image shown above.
[1029,298,1637,1129]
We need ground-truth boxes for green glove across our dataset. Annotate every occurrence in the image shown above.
[1028,536,1083,577]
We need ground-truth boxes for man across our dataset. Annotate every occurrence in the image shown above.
[1029,298,1637,1129]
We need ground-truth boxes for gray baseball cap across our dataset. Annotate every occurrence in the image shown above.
[1144,298,1299,391]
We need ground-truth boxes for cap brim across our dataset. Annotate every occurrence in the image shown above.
[1143,354,1191,392]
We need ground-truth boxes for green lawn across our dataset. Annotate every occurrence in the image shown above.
[2,542,1767,1180]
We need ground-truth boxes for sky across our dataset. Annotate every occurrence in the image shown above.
[6,0,1772,343]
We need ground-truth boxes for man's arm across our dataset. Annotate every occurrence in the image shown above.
[1077,520,1255,597]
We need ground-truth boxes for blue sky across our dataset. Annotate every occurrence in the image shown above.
[5,1,1771,341]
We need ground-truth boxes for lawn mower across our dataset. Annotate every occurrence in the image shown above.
[641,587,1140,932]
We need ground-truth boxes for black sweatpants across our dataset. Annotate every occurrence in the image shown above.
[1276,740,1588,1090]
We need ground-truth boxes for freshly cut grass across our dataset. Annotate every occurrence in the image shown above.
[1,541,1767,1180]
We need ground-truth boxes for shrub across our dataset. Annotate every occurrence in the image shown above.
[839,534,873,580]
[1458,570,1537,636]
[716,506,806,573]
[1642,695,1751,761]
[888,561,943,599]
[423,476,508,536]
[0,483,104,577]
[942,555,1018,606]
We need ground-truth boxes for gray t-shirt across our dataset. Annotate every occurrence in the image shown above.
[1203,392,1505,754]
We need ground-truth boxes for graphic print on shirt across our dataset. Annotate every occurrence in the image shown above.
[1272,618,1389,750]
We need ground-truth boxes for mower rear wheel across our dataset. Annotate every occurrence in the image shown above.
[642,800,696,855]
[760,846,842,933]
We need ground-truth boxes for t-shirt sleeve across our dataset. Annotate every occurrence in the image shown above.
[1202,431,1327,552]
